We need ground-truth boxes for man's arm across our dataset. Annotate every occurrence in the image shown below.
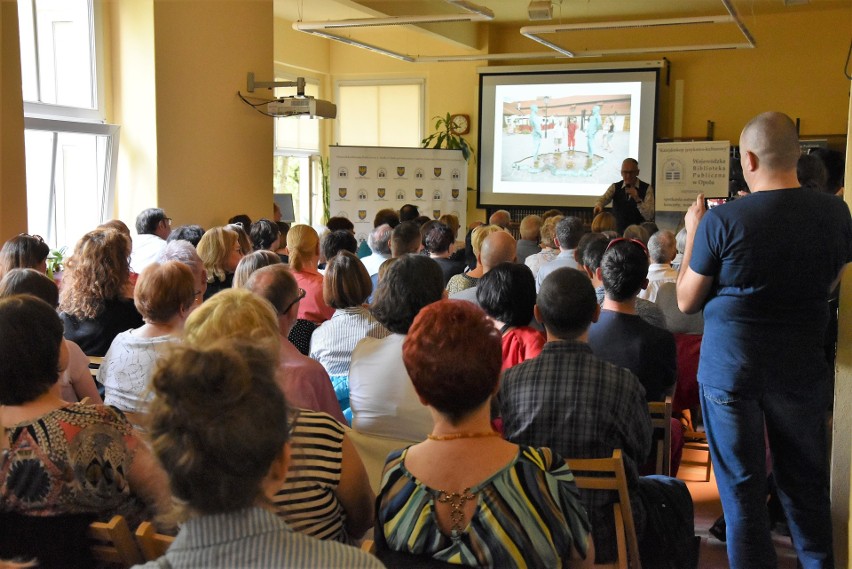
[677,194,714,314]
[593,184,616,214]
[638,186,654,221]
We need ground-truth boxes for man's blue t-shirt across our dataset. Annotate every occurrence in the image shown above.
[690,188,852,394]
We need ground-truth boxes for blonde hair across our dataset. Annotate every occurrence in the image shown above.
[591,211,617,233]
[519,215,542,240]
[286,224,319,272]
[59,228,131,319]
[438,214,460,238]
[539,215,564,249]
[184,288,280,357]
[471,224,501,257]
[233,250,282,288]
[197,226,239,282]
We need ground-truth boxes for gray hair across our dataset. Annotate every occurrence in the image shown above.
[159,240,203,272]
[648,230,676,264]
[675,228,688,254]
[368,224,393,256]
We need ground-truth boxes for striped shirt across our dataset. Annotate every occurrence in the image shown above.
[377,446,590,567]
[131,507,382,568]
[309,306,390,377]
[272,410,350,543]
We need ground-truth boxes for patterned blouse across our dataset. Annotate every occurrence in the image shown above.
[377,445,590,567]
[0,403,140,519]
[445,273,479,295]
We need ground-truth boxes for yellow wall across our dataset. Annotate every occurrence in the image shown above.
[150,1,273,230]
[0,1,27,241]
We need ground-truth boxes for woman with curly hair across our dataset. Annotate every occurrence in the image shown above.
[196,225,245,300]
[59,228,143,357]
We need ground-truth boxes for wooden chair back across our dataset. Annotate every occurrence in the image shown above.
[135,521,175,561]
[87,355,104,381]
[647,396,672,476]
[566,450,642,569]
[88,515,144,567]
[682,429,712,482]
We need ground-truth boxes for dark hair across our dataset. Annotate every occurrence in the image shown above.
[324,251,372,308]
[809,148,845,194]
[0,295,64,404]
[136,208,167,235]
[228,214,252,231]
[0,234,51,280]
[556,216,585,250]
[326,216,355,233]
[321,230,358,261]
[399,204,419,222]
[477,263,536,327]
[390,221,422,257]
[424,223,454,254]
[537,268,598,340]
[371,254,444,334]
[403,300,501,423]
[148,341,289,515]
[640,221,659,237]
[168,225,206,248]
[419,220,440,250]
[414,215,431,227]
[374,208,400,228]
[0,268,59,306]
[797,153,828,193]
[576,233,608,268]
[582,236,611,272]
[601,240,649,301]
[250,218,281,251]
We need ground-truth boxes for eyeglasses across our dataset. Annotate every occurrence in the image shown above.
[620,170,639,175]
[605,237,648,256]
[279,288,306,316]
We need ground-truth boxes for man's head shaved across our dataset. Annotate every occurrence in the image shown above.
[740,112,801,172]
[480,231,516,271]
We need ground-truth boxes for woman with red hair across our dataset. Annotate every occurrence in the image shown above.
[376,300,593,568]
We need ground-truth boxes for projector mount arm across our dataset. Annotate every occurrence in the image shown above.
[246,73,306,97]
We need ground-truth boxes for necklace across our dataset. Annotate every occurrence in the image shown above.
[437,488,476,533]
[426,431,500,441]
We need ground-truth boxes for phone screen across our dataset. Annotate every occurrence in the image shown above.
[704,197,729,210]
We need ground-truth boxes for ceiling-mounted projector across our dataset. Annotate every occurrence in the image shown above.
[267,97,337,119]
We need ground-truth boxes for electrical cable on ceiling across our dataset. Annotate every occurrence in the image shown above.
[237,91,276,117]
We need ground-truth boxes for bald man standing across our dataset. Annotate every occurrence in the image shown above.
[677,112,852,569]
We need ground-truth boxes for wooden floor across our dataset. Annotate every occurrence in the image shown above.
[679,449,799,568]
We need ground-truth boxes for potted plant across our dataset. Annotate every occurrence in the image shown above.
[421,113,475,163]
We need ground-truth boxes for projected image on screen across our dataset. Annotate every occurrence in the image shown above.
[479,68,659,209]
[497,83,639,190]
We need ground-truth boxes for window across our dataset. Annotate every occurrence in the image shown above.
[336,80,424,147]
[18,0,118,249]
[273,73,323,226]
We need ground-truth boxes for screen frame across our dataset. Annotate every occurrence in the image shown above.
[477,63,661,210]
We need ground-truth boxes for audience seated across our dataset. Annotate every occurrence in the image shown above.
[197,225,244,300]
[0,269,101,404]
[535,216,585,292]
[450,231,516,303]
[582,235,667,330]
[641,221,659,237]
[638,230,679,302]
[227,213,252,231]
[309,252,390,420]
[349,255,444,442]
[399,203,419,223]
[488,209,512,230]
[797,152,829,193]
[622,223,650,245]
[425,222,465,286]
[320,230,358,273]
[516,214,542,265]
[0,233,50,280]
[360,224,392,278]
[99,262,196,417]
[167,224,205,248]
[275,221,291,263]
[287,224,334,325]
[476,262,544,370]
[137,340,380,567]
[376,300,592,567]
[499,268,695,566]
[130,208,170,274]
[446,224,501,294]
[672,227,687,270]
[326,216,355,234]
[228,222,254,256]
[524,214,562,278]
[249,218,281,252]
[0,295,170,524]
[590,211,616,233]
[389,220,423,257]
[233,250,281,288]
[59,228,143,356]
[157,239,208,304]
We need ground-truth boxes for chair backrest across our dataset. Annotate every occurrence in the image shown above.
[566,450,642,569]
[87,355,104,380]
[88,515,144,567]
[135,521,175,561]
[647,396,672,476]
[346,427,413,494]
